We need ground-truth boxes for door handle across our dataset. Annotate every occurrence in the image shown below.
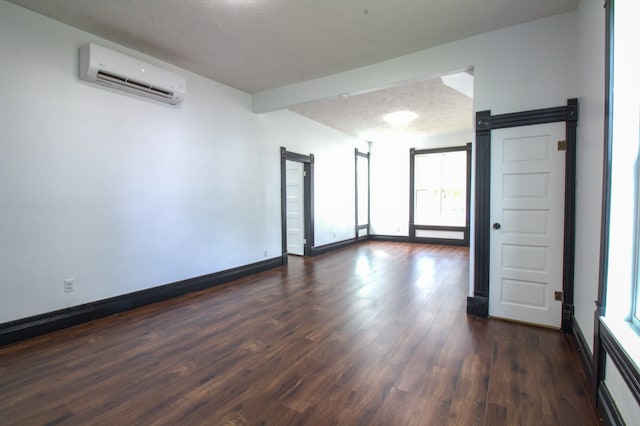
[493,223,501,230]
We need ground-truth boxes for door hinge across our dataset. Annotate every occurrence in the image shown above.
[554,291,564,301]
[303,170,307,177]
[557,140,567,151]
[303,238,307,244]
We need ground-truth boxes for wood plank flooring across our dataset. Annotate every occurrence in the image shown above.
[0,242,602,425]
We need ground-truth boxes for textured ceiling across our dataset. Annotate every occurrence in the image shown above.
[290,75,474,142]
[7,0,579,94]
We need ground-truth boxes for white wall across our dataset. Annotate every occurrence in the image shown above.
[254,13,578,116]
[0,0,364,323]
[606,357,640,424]
[369,130,472,236]
[574,0,605,353]
[258,110,369,247]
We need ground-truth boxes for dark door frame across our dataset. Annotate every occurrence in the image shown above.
[280,147,315,263]
[466,98,578,333]
[355,148,370,241]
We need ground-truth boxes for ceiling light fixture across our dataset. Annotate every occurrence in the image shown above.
[383,110,418,127]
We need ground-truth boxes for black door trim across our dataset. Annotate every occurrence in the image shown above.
[355,149,371,241]
[281,147,315,262]
[467,99,578,333]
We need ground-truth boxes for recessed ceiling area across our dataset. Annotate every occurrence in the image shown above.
[6,0,579,94]
[289,72,474,143]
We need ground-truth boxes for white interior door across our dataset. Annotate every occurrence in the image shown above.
[286,160,305,256]
[489,122,566,328]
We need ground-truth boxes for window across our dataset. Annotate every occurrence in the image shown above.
[634,106,640,330]
[414,150,467,226]
[605,0,640,330]
[409,145,471,245]
[592,2,640,418]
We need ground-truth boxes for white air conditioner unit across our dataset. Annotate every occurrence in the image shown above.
[79,43,185,105]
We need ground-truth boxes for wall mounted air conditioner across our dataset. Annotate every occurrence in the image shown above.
[79,43,186,105]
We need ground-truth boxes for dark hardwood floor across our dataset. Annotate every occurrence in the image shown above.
[0,242,601,425]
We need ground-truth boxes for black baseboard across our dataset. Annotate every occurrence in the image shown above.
[562,303,575,334]
[310,238,357,256]
[0,256,284,347]
[310,234,467,255]
[413,236,469,247]
[598,382,625,426]
[356,234,371,243]
[369,235,411,243]
[466,296,488,317]
[571,315,594,380]
[369,234,468,246]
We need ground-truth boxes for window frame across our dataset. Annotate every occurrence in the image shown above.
[409,144,471,246]
[602,0,640,332]
[634,108,640,329]
[595,0,640,412]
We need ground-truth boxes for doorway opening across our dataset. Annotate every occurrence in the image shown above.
[280,147,315,262]
[355,148,370,240]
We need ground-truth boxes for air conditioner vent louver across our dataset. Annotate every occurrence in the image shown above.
[79,43,185,105]
[96,71,173,99]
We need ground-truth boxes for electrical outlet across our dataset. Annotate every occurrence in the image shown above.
[264,250,268,258]
[64,279,74,292]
